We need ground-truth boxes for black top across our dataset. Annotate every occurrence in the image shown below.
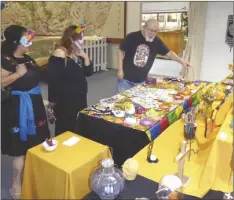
[47,56,93,103]
[120,31,170,82]
[1,54,40,91]
[1,54,50,156]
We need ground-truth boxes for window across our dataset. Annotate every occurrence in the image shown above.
[141,12,187,31]
[167,13,178,22]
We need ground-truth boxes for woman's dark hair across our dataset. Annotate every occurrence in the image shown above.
[1,25,27,56]
[59,25,82,55]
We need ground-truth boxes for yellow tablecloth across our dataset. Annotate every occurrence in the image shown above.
[199,108,233,193]
[21,132,111,199]
[133,105,233,198]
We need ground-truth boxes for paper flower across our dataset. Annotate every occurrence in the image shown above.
[75,26,83,34]
[25,31,35,41]
[75,21,86,34]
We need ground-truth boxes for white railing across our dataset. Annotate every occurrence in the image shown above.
[83,36,108,72]
[30,36,108,72]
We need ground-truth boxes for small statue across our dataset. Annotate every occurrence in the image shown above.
[122,158,139,181]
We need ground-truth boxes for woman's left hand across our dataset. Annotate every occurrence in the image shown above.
[75,49,91,66]
[75,49,88,59]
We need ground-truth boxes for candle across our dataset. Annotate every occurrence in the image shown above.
[150,155,157,161]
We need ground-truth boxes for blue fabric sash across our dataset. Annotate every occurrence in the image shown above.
[12,85,41,141]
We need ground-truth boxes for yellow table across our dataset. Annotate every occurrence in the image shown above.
[199,108,233,193]
[133,117,213,198]
[21,132,111,199]
[133,104,233,198]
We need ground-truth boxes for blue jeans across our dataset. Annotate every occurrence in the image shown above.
[117,79,143,93]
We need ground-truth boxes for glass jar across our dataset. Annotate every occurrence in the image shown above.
[156,175,182,200]
[91,158,125,200]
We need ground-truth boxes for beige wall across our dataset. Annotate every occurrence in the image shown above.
[107,2,141,69]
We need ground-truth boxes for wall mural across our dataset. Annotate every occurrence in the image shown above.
[1,1,125,38]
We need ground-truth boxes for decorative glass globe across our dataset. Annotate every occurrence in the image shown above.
[91,158,125,200]
[156,175,182,200]
[223,193,233,199]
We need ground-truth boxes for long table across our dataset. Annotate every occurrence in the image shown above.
[77,80,206,166]
[132,93,233,198]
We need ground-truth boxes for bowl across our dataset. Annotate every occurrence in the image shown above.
[139,117,154,127]
[145,77,156,85]
[42,139,58,151]
[193,80,200,86]
[173,94,184,100]
[112,110,125,118]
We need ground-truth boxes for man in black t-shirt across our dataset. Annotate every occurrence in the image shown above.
[117,19,191,92]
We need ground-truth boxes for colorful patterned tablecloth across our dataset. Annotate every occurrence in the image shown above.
[81,80,207,140]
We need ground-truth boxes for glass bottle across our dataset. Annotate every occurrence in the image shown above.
[91,158,125,200]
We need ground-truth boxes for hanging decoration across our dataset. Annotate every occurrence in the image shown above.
[225,15,233,52]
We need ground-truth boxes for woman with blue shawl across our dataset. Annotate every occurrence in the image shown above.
[1,25,50,199]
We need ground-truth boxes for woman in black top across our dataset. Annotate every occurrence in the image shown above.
[1,25,50,198]
[47,24,93,136]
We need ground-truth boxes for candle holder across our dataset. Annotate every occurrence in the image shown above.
[147,141,159,163]
[174,141,190,188]
[184,111,199,161]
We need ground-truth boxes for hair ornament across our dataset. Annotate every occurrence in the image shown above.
[75,20,86,34]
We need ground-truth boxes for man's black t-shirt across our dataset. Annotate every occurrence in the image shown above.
[119,31,170,83]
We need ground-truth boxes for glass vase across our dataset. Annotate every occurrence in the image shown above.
[91,158,125,200]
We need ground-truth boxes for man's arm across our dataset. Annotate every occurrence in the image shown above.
[117,49,125,79]
[117,33,133,80]
[166,51,191,78]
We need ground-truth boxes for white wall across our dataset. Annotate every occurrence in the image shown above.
[126,2,142,34]
[200,2,233,82]
[108,2,141,69]
[142,2,189,13]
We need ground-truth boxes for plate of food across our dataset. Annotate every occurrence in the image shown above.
[158,104,171,111]
[167,89,177,95]
[173,94,184,100]
[42,138,58,151]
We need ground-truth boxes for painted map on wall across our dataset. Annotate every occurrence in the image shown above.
[1,1,125,38]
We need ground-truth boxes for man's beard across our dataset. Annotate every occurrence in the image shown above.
[145,36,154,42]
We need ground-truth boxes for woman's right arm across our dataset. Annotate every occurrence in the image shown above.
[1,64,27,88]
